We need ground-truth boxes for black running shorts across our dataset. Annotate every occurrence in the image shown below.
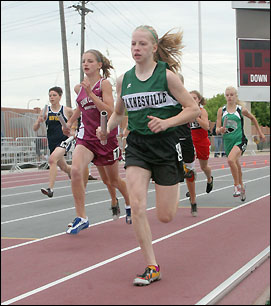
[175,124,195,164]
[125,131,184,186]
[49,137,72,155]
[178,135,195,164]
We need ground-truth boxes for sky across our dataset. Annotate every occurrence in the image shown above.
[1,1,238,110]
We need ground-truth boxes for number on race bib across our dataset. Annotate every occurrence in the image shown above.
[113,147,120,160]
[175,142,183,161]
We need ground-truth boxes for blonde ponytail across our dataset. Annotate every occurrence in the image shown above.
[135,25,184,73]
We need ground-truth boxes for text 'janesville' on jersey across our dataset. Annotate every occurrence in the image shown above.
[121,61,182,135]
[76,78,117,141]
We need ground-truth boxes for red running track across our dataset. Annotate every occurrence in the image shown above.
[1,166,126,188]
[1,155,269,188]
[1,196,270,305]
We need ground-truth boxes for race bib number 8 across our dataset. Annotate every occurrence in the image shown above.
[175,142,183,162]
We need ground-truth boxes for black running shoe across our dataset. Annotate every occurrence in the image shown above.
[41,188,53,198]
[111,199,120,220]
[191,203,197,217]
[186,191,190,198]
[240,185,246,202]
[206,176,213,193]
[38,162,49,170]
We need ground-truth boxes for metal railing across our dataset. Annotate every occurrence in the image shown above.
[1,110,46,139]
[1,136,74,172]
[1,110,74,171]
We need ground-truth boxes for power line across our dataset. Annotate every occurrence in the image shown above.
[104,1,135,31]
[85,14,130,53]
[93,2,131,39]
[1,1,31,10]
[1,10,78,33]
[129,1,159,30]
[70,1,93,82]
[1,9,59,27]
[85,20,130,60]
[1,70,65,82]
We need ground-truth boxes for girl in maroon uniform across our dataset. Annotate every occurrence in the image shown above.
[64,49,131,234]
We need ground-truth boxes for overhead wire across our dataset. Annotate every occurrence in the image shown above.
[85,13,131,54]
[81,1,228,94]
[1,1,31,10]
[104,1,136,31]
[84,18,130,60]
[90,2,132,40]
[2,9,78,33]
[129,1,160,30]
[2,1,236,98]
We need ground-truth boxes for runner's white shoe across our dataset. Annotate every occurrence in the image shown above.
[233,185,241,197]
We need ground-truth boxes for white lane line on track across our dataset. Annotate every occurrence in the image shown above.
[2,158,268,190]
[1,180,103,198]
[1,185,109,207]
[0,173,123,187]
[1,173,269,224]
[1,194,269,305]
[195,246,270,305]
[0,170,125,189]
[1,166,268,205]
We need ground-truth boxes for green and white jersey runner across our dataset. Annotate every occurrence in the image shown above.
[222,104,248,155]
[121,61,182,135]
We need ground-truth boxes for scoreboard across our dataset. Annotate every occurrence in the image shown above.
[238,38,270,87]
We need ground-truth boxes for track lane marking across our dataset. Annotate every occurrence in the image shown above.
[1,194,269,305]
[1,167,268,206]
[1,174,269,225]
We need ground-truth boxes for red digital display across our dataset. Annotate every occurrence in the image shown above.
[238,39,270,86]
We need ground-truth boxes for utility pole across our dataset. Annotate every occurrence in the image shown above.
[71,1,93,82]
[59,1,71,107]
[198,1,203,96]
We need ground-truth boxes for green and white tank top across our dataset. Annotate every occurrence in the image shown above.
[121,61,182,135]
[222,104,247,143]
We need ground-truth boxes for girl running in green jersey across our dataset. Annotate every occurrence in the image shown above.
[216,86,265,200]
[97,25,200,286]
